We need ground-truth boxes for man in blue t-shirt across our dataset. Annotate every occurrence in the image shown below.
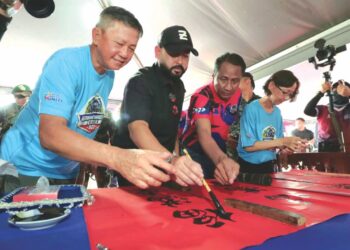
[0,7,181,192]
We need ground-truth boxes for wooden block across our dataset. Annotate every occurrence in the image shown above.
[224,198,306,226]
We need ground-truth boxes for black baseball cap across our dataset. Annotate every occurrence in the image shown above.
[158,25,198,56]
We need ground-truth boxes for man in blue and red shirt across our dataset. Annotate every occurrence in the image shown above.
[181,53,245,184]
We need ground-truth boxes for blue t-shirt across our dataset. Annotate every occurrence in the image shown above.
[1,46,114,179]
[237,99,283,164]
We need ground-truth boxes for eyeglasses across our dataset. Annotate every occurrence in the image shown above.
[276,85,295,99]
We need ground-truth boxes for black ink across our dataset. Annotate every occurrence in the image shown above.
[147,195,191,207]
[173,208,234,228]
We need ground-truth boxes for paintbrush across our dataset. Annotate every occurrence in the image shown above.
[182,148,227,217]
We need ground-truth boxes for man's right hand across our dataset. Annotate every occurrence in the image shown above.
[111,149,175,189]
[171,156,203,187]
[321,81,331,93]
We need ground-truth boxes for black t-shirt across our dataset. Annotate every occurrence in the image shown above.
[112,63,185,152]
[291,128,314,140]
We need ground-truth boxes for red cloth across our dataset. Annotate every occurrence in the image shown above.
[83,173,350,249]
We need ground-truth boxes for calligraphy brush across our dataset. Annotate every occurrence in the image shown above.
[182,148,227,217]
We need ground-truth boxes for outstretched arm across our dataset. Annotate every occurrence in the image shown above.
[39,114,175,189]
[128,120,203,186]
[196,118,239,185]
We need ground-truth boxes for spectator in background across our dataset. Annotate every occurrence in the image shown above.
[304,80,350,152]
[227,72,260,160]
[0,84,32,141]
[291,117,314,152]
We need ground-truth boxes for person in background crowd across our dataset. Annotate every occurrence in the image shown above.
[227,72,260,160]
[291,117,314,152]
[0,0,22,41]
[1,6,177,192]
[304,80,350,152]
[0,84,32,141]
[238,70,307,173]
[112,25,203,187]
[181,52,245,185]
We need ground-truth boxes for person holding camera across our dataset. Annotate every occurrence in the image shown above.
[0,0,23,41]
[304,80,350,152]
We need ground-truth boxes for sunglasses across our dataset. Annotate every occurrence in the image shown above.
[15,94,26,99]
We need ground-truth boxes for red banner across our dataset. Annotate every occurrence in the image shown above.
[83,174,350,249]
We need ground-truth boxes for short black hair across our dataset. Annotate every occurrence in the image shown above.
[263,70,300,101]
[214,53,246,75]
[98,6,143,36]
[296,117,305,122]
[243,72,255,89]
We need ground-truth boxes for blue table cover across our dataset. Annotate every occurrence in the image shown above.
[246,213,350,250]
[0,207,90,250]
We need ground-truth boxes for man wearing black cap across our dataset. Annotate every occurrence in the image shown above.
[112,25,204,187]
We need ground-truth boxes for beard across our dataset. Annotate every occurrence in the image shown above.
[159,63,185,80]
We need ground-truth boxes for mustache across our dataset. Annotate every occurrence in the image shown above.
[170,65,185,73]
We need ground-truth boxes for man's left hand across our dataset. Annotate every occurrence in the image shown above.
[214,156,239,185]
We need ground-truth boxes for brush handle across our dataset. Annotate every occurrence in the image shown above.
[209,191,225,211]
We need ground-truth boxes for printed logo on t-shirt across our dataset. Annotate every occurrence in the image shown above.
[77,95,105,133]
[193,107,207,114]
[262,126,276,141]
[44,92,63,103]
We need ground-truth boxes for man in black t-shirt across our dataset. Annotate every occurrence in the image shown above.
[112,26,204,187]
[291,117,314,152]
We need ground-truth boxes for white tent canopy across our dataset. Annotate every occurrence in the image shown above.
[0,0,350,119]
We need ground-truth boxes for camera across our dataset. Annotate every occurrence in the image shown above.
[309,39,347,114]
[308,38,346,71]
[0,0,55,18]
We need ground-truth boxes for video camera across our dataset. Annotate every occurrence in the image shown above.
[308,38,347,71]
[0,0,54,18]
[308,39,347,113]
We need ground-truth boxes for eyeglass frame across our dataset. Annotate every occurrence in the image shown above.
[275,84,297,100]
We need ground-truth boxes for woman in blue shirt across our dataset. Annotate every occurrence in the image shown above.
[238,70,307,173]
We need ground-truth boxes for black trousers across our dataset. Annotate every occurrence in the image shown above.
[238,157,276,174]
[318,141,341,152]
